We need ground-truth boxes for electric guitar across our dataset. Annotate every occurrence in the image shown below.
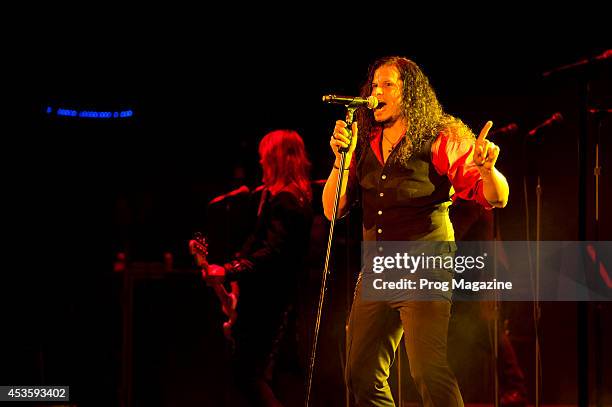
[189,233,239,342]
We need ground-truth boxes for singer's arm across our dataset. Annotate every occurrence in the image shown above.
[323,120,358,220]
[433,121,509,209]
[480,167,508,208]
[474,121,508,207]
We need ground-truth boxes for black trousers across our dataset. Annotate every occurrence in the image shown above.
[232,301,292,407]
[345,275,464,407]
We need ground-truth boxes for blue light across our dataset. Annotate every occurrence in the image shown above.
[57,109,78,117]
[46,106,134,119]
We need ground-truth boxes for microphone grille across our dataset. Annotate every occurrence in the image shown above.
[367,96,379,109]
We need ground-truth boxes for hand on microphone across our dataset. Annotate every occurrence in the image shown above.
[330,120,358,169]
[474,121,501,175]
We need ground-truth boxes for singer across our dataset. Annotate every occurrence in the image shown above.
[322,56,509,406]
[202,129,313,406]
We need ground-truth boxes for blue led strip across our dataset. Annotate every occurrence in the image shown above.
[46,106,134,119]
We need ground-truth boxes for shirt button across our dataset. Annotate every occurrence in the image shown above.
[377,228,382,234]
[381,174,387,180]
[379,192,384,197]
[378,210,383,215]
[378,246,384,252]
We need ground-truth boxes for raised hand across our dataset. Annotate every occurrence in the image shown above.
[474,121,501,173]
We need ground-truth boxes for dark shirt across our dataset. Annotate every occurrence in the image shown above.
[346,127,492,244]
[230,189,313,307]
[350,128,491,301]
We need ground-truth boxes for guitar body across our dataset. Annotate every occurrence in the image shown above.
[211,282,239,340]
[189,233,239,342]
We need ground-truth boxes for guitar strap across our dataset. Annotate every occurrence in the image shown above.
[257,188,269,217]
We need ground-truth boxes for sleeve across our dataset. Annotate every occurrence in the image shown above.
[224,192,306,280]
[431,131,494,210]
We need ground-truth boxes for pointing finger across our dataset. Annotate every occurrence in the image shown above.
[478,121,493,142]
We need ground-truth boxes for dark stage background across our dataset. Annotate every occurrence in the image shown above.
[6,18,612,407]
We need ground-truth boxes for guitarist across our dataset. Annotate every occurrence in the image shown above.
[203,129,313,407]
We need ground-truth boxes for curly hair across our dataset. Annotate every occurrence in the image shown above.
[356,56,474,166]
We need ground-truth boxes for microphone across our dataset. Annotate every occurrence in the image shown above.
[528,112,563,137]
[322,95,378,109]
[594,49,612,61]
[489,123,518,136]
[209,185,250,205]
[543,49,611,77]
[588,108,612,114]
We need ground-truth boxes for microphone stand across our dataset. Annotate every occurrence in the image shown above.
[535,173,542,407]
[305,106,357,407]
[591,109,607,407]
[493,212,500,407]
[522,128,542,407]
[541,49,610,407]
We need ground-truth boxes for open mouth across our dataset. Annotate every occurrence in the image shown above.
[375,102,387,110]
